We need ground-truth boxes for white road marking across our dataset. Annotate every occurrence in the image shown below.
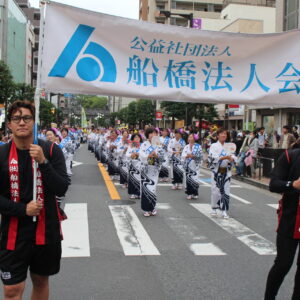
[198,180,250,203]
[161,203,227,256]
[109,205,160,256]
[199,179,210,186]
[190,203,276,255]
[156,203,171,210]
[230,194,251,204]
[268,204,278,209]
[190,243,226,256]
[62,203,90,258]
[72,161,83,167]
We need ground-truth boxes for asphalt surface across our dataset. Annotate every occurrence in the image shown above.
[2,144,297,300]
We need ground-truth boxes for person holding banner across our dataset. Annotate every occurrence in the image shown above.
[139,128,163,217]
[126,134,143,199]
[182,134,203,200]
[159,128,171,182]
[168,130,186,190]
[0,100,69,300]
[208,128,237,219]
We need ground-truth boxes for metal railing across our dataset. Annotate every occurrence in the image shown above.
[256,155,274,180]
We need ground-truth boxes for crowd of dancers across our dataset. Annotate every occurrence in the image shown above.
[88,126,236,218]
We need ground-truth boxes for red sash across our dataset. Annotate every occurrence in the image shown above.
[294,199,300,239]
[7,140,46,250]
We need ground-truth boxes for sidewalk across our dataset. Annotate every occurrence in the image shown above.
[202,152,270,190]
[232,174,270,190]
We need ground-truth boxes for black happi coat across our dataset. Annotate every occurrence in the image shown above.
[0,139,69,249]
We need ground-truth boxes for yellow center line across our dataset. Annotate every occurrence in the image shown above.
[98,163,121,200]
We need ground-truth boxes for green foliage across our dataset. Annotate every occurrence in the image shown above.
[76,95,108,110]
[118,107,129,123]
[127,101,138,125]
[109,112,119,126]
[0,60,14,104]
[40,99,57,128]
[160,101,219,127]
[11,83,35,102]
[136,99,155,126]
[117,101,139,126]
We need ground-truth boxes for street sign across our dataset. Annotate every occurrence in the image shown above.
[156,111,163,120]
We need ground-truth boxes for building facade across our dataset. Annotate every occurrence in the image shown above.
[139,0,276,130]
[0,0,28,83]
[16,0,40,86]
[251,0,300,142]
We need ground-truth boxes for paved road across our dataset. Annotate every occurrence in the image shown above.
[3,145,296,300]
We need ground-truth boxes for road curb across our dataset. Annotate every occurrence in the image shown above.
[201,166,269,190]
[232,175,270,190]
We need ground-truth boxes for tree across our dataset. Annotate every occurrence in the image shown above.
[118,107,129,124]
[76,95,108,110]
[11,83,35,102]
[160,101,188,128]
[136,99,155,128]
[40,99,57,128]
[0,61,14,105]
[127,101,138,126]
[109,112,118,126]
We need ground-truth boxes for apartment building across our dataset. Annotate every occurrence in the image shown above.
[139,0,276,130]
[16,0,40,86]
[249,0,300,141]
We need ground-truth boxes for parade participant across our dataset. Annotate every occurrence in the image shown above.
[0,132,5,145]
[208,128,237,219]
[116,130,130,188]
[60,128,73,176]
[107,130,121,180]
[126,133,142,199]
[87,126,97,152]
[139,128,163,217]
[264,149,300,300]
[159,128,171,182]
[97,128,106,164]
[45,129,58,144]
[168,129,186,190]
[182,133,203,200]
[0,100,69,300]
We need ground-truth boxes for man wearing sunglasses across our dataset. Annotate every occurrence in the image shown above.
[0,100,69,300]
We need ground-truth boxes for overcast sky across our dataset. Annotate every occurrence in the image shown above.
[29,0,139,19]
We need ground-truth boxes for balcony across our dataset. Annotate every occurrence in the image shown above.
[223,0,275,8]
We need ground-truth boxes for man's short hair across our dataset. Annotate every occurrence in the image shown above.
[8,100,35,122]
[293,126,298,130]
[283,125,290,131]
[260,127,265,130]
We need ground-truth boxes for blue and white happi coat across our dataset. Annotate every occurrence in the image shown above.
[182,143,203,196]
[208,141,237,211]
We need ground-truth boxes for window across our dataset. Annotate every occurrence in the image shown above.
[284,0,300,30]
[34,13,40,21]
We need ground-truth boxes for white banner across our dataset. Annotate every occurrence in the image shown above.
[40,2,300,106]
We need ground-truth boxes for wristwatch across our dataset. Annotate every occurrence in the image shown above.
[286,181,293,189]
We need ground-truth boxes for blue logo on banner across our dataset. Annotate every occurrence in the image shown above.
[49,24,117,82]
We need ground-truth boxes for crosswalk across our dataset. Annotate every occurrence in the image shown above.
[61,203,90,258]
[61,201,278,258]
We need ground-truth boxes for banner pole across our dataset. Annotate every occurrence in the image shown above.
[33,1,46,222]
